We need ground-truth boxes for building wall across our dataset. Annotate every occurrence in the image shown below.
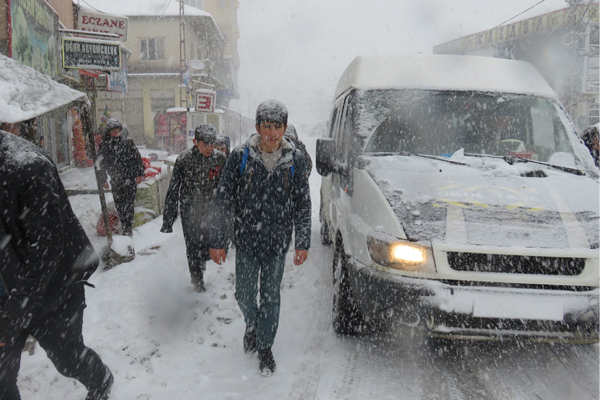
[195,0,240,98]
[95,14,226,146]
[46,0,74,29]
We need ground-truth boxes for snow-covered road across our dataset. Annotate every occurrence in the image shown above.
[16,136,599,400]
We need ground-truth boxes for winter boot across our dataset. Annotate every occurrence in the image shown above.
[191,270,206,293]
[258,349,276,376]
[86,369,114,400]
[243,325,257,355]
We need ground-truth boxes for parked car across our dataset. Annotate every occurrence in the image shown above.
[316,54,599,343]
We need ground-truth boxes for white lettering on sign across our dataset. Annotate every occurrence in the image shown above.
[78,11,128,40]
[195,91,215,113]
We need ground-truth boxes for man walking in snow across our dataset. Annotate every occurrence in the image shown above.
[97,119,145,236]
[209,100,311,376]
[161,124,227,292]
[0,129,113,400]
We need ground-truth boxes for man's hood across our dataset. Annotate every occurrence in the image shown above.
[365,155,599,250]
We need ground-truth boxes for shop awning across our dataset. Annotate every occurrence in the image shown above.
[0,54,89,124]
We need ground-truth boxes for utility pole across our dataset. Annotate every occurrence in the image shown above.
[179,0,188,109]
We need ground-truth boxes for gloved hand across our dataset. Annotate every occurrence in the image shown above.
[0,293,35,340]
[160,225,172,233]
[135,176,143,185]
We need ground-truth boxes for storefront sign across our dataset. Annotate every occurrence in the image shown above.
[434,3,598,55]
[195,89,215,113]
[9,0,59,78]
[107,55,128,93]
[62,38,121,71]
[77,10,128,40]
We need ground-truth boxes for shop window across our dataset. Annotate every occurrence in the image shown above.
[140,38,165,61]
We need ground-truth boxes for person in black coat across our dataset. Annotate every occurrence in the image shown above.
[161,124,226,292]
[97,119,145,236]
[209,100,311,376]
[0,130,113,400]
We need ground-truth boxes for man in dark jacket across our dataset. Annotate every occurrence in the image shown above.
[98,119,145,236]
[209,100,311,376]
[0,130,113,400]
[161,124,226,292]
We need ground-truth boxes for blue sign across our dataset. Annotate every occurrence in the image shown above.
[107,55,127,93]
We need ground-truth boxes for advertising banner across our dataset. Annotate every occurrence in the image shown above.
[77,10,128,40]
[62,37,121,71]
[9,0,59,78]
[107,55,128,93]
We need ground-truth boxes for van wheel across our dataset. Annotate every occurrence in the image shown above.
[332,239,365,335]
[320,206,332,245]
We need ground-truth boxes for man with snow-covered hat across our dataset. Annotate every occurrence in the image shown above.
[209,100,311,376]
[161,123,227,292]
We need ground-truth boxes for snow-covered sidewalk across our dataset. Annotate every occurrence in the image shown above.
[17,138,332,400]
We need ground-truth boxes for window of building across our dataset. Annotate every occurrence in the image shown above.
[184,0,204,9]
[218,0,229,10]
[140,38,165,61]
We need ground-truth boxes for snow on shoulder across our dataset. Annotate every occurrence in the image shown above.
[334,54,557,100]
[0,54,88,124]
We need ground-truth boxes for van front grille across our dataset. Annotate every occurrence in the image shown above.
[447,252,585,276]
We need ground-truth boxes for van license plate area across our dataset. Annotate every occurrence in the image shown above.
[473,295,565,321]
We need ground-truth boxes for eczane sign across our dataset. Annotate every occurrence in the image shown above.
[77,10,128,40]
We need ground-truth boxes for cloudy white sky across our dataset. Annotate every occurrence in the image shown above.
[230,0,571,126]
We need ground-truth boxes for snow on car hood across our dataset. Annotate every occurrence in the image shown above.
[364,155,599,249]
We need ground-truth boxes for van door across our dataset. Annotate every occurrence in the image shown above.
[322,101,343,231]
[331,94,354,243]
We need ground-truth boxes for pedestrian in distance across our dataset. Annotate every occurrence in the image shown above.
[161,124,227,292]
[97,119,145,237]
[209,100,312,376]
[0,129,113,400]
[581,124,599,168]
[285,124,312,179]
[215,135,230,157]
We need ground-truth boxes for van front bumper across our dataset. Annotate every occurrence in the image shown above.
[346,257,599,343]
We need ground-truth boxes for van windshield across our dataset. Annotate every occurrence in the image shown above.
[361,90,575,163]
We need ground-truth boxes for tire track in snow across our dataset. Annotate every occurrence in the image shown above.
[287,246,335,400]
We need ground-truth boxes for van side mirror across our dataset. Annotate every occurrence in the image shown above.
[316,138,336,176]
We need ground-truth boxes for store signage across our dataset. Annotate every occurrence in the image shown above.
[62,38,121,71]
[9,0,60,78]
[77,10,128,40]
[195,90,215,113]
[107,55,128,93]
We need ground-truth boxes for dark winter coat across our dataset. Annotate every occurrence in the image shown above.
[0,131,99,341]
[161,146,227,233]
[98,131,145,187]
[209,135,311,256]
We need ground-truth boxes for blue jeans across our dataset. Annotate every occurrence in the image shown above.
[235,251,286,351]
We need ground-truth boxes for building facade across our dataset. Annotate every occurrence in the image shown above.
[434,2,599,132]
[77,1,228,147]
[184,0,240,102]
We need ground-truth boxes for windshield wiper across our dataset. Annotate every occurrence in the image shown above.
[367,151,467,165]
[464,153,586,176]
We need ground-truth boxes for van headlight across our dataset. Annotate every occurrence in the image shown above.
[367,231,436,273]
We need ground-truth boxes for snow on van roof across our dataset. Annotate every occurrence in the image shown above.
[334,54,557,100]
[78,0,211,17]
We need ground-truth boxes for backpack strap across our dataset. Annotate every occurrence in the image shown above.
[240,146,250,176]
[240,145,296,178]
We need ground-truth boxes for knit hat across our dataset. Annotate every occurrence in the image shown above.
[194,124,217,144]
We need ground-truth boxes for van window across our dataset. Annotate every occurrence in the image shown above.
[361,90,576,163]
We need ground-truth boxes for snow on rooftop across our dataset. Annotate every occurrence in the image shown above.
[78,0,211,17]
[334,54,558,100]
[0,54,88,124]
